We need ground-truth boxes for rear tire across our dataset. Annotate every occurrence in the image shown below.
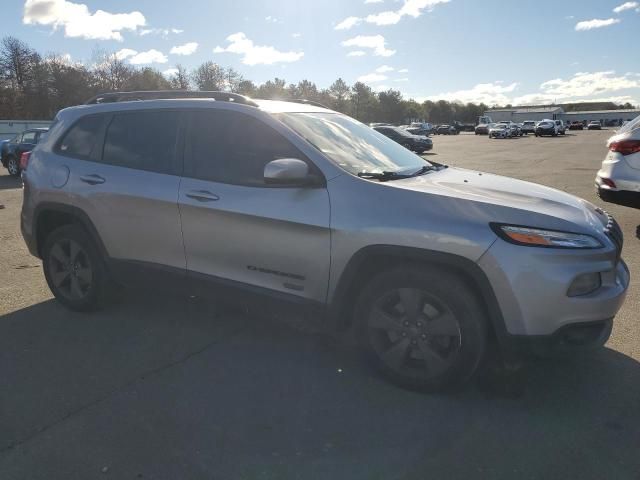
[6,156,20,176]
[42,224,115,311]
[355,267,487,392]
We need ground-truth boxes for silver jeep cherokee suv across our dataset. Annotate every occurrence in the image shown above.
[21,91,629,391]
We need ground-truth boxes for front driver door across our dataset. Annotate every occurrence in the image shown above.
[178,108,331,303]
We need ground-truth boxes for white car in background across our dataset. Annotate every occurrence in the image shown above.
[488,123,511,139]
[596,115,640,205]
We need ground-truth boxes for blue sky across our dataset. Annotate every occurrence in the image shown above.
[6,0,640,106]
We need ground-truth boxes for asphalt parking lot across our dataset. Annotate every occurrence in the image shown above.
[1,129,639,480]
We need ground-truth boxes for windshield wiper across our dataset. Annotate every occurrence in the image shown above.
[357,165,437,181]
[408,165,435,177]
[357,170,413,181]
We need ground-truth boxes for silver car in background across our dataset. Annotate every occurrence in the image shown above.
[20,91,629,392]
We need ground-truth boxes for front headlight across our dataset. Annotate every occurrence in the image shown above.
[491,224,603,249]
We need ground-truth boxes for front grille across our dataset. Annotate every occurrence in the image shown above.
[603,212,623,261]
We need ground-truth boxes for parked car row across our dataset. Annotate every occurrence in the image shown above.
[1,128,49,176]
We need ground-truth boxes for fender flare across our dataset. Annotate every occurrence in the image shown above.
[328,245,510,347]
[33,202,109,260]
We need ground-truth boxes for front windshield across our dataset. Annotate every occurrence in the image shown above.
[277,112,430,175]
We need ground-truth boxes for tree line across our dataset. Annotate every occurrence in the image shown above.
[0,36,635,125]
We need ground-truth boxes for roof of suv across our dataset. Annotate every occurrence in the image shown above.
[77,90,334,115]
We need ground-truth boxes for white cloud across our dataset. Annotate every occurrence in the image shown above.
[265,15,281,23]
[292,32,301,38]
[170,42,198,55]
[366,11,402,25]
[358,72,388,83]
[162,68,179,77]
[424,82,519,105]
[398,68,409,73]
[129,49,168,65]
[116,48,168,64]
[613,1,638,13]
[394,77,409,82]
[336,0,448,30]
[115,48,137,60]
[538,71,640,98]
[376,65,394,73]
[422,72,640,106]
[140,27,182,37]
[23,0,145,41]
[575,18,620,31]
[214,32,304,65]
[335,16,362,30]
[366,0,450,26]
[341,35,396,57]
[347,50,366,57]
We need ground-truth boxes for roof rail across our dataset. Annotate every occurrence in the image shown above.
[289,98,330,109]
[84,90,259,107]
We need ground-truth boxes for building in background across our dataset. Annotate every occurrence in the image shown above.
[484,106,640,127]
[0,120,51,141]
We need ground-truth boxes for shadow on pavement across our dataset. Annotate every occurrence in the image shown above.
[1,292,639,479]
[0,173,21,191]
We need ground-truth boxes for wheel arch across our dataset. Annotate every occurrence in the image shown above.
[328,245,508,346]
[33,202,108,260]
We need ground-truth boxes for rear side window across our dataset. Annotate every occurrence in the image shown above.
[58,115,104,159]
[185,110,305,186]
[21,131,36,143]
[103,111,179,175]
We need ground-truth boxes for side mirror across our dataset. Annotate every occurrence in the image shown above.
[264,158,319,186]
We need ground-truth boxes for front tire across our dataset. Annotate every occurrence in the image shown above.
[355,267,487,392]
[43,224,115,311]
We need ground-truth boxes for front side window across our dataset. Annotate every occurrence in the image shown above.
[185,110,306,186]
[58,115,104,159]
[103,111,179,174]
[278,112,430,176]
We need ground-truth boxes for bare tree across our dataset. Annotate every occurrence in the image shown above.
[191,61,226,91]
[169,64,190,90]
[91,49,132,92]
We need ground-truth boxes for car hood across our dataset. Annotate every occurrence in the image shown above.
[393,167,604,232]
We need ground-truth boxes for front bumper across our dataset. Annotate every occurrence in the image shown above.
[504,318,614,358]
[536,128,555,136]
[478,238,629,340]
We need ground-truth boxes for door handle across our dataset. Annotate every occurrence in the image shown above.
[80,174,106,185]
[185,190,219,202]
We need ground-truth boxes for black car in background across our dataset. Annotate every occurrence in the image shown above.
[434,124,458,135]
[373,126,433,153]
[568,121,584,130]
[1,128,49,176]
[534,120,557,137]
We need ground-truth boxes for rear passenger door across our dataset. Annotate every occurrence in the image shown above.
[178,108,331,303]
[58,110,186,274]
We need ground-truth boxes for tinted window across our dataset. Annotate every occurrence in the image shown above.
[21,131,36,143]
[103,111,179,174]
[186,110,305,186]
[58,115,104,159]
